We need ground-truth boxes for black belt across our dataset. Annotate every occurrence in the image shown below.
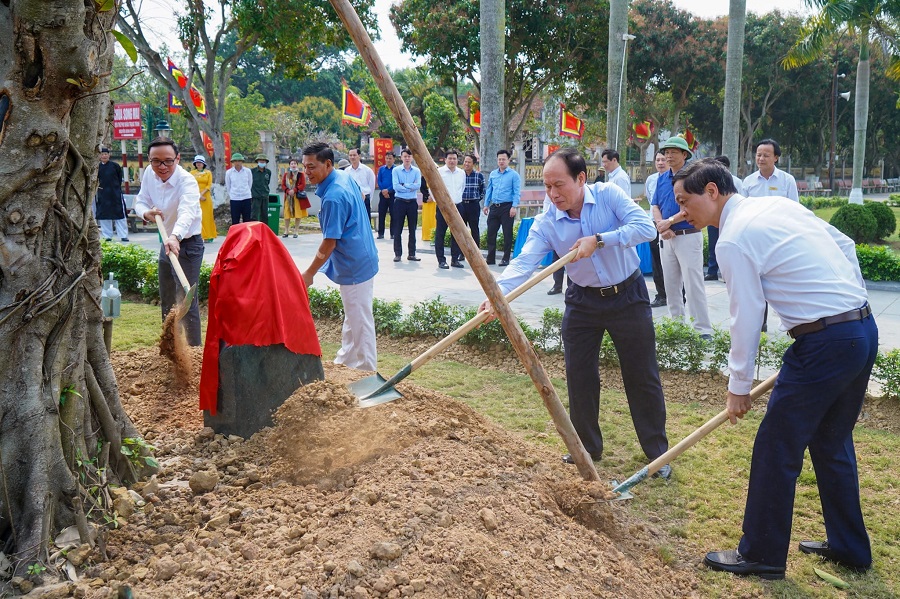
[462,199,480,203]
[396,197,417,202]
[673,228,700,235]
[584,269,642,298]
[787,304,872,339]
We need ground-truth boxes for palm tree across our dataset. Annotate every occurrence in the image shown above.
[722,0,747,172]
[783,0,900,203]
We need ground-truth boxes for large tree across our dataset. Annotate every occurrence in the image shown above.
[117,0,376,183]
[607,0,630,152]
[721,0,746,171]
[391,0,610,152]
[0,0,145,578]
[784,0,900,203]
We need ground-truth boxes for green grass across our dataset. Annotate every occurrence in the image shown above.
[112,301,208,351]
[115,310,900,597]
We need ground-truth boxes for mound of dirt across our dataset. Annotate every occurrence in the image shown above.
[75,347,701,598]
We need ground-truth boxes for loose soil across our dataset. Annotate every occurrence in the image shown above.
[67,323,900,599]
[77,346,700,598]
[158,310,192,388]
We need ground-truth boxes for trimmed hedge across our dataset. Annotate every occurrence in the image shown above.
[100,241,212,302]
[856,244,900,282]
[864,200,897,241]
[830,203,878,243]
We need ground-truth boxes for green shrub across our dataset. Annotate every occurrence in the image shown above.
[830,204,878,243]
[863,201,897,240]
[140,261,159,301]
[873,349,900,400]
[855,244,900,281]
[535,307,563,352]
[599,332,619,368]
[397,296,466,338]
[654,317,706,373]
[706,326,732,373]
[372,298,403,335]
[307,287,343,319]
[800,196,848,210]
[100,241,156,294]
[756,333,793,370]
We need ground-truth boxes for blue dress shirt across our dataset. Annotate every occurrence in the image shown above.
[377,165,394,192]
[650,169,692,231]
[497,182,656,292]
[484,167,521,207]
[316,169,379,285]
[392,165,421,199]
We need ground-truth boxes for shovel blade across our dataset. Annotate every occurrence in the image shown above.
[175,285,197,319]
[608,480,634,501]
[348,373,404,408]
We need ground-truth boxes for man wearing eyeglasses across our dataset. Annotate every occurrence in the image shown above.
[134,137,204,345]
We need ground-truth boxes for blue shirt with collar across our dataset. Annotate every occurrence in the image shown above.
[316,168,379,285]
[392,164,421,199]
[484,167,521,207]
[496,182,656,292]
[377,164,394,192]
[650,168,692,231]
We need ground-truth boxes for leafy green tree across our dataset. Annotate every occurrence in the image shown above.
[224,85,274,156]
[294,97,343,133]
[783,0,900,203]
[423,92,469,154]
[390,0,610,150]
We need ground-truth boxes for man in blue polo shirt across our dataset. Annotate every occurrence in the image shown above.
[391,148,422,262]
[376,152,395,239]
[301,142,379,371]
[483,149,521,266]
[651,136,712,338]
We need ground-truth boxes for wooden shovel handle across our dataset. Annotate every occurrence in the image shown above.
[409,249,577,371]
[154,214,191,292]
[644,370,780,475]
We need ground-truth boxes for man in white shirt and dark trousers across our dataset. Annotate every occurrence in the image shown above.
[672,159,876,580]
[134,138,204,345]
[433,150,467,269]
[225,153,253,225]
[601,148,631,197]
[742,138,799,201]
[348,148,376,226]
[644,151,668,306]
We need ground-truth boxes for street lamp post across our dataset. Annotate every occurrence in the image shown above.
[614,33,636,150]
[829,70,847,192]
[154,120,172,139]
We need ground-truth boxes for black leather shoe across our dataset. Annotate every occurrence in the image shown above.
[439,262,449,269]
[377,235,384,239]
[703,550,785,580]
[486,260,496,265]
[393,255,401,262]
[450,260,464,268]
[650,297,667,308]
[704,273,718,281]
[799,541,871,572]
[562,453,601,464]
[498,259,510,267]
[407,255,421,261]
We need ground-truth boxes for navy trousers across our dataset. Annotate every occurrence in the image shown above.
[434,203,463,264]
[561,275,669,460]
[650,232,666,299]
[486,202,514,263]
[738,313,877,569]
[230,199,252,225]
[377,191,394,237]
[392,198,418,256]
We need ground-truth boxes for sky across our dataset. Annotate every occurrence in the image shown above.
[137,0,810,72]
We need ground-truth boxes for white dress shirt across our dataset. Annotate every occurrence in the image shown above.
[133,165,202,240]
[225,166,253,201]
[437,164,466,203]
[716,194,867,394]
[606,165,632,198]
[347,164,376,197]
[742,166,799,201]
[645,172,660,203]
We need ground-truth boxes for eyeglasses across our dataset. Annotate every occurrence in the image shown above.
[150,159,176,167]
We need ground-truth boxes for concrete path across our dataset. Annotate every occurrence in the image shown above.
[124,225,900,351]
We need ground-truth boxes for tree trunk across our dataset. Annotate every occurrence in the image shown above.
[480,0,506,164]
[606,0,629,151]
[849,36,869,204]
[721,0,746,173]
[0,0,142,579]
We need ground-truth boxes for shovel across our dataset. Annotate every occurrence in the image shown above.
[610,370,780,500]
[154,214,196,318]
[351,249,577,407]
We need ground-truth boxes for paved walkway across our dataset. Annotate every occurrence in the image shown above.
[125,225,900,351]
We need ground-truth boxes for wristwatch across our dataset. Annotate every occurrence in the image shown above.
[595,233,604,250]
[173,233,183,242]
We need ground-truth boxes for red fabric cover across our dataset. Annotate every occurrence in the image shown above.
[200,222,322,414]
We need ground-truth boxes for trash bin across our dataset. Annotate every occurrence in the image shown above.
[267,193,281,235]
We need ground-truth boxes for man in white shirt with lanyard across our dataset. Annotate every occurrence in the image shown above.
[673,158,876,581]
[134,138,204,345]
[742,138,799,201]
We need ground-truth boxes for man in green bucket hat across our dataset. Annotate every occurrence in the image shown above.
[251,153,272,222]
[650,135,712,339]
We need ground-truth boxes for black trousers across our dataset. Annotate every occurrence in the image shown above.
[650,232,666,299]
[459,200,481,252]
[377,191,394,236]
[434,203,463,264]
[561,275,668,460]
[707,225,719,276]
[230,199,252,225]
[363,194,372,227]
[158,235,204,346]
[486,202,514,262]
[392,198,418,256]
